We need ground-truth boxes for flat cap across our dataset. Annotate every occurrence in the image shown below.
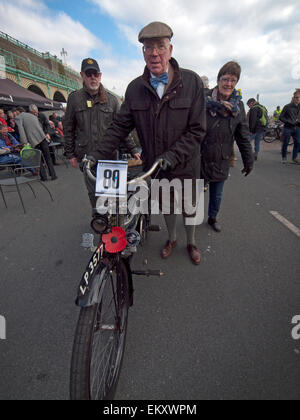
[138,21,173,43]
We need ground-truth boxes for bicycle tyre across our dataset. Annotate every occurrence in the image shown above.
[263,129,276,143]
[70,259,129,400]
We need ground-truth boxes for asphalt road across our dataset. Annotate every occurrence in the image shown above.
[0,142,299,400]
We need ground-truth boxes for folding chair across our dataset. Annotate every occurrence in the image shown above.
[0,149,54,214]
[48,141,69,168]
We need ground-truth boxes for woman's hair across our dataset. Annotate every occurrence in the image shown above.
[217,61,241,81]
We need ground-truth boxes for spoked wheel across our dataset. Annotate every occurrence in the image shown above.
[70,259,129,400]
[263,128,276,143]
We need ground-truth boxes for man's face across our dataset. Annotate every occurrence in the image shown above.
[81,69,102,93]
[143,37,173,76]
[293,93,300,105]
[0,110,4,118]
[248,101,255,109]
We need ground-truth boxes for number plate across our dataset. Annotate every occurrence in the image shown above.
[95,160,128,198]
[78,245,103,297]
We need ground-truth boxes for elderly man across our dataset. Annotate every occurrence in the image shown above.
[15,105,57,181]
[64,58,140,209]
[92,22,206,265]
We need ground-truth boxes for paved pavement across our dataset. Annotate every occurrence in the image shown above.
[0,141,299,400]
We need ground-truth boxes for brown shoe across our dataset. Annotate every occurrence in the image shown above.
[187,244,202,265]
[161,240,177,259]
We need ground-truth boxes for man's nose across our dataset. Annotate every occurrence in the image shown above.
[151,48,159,56]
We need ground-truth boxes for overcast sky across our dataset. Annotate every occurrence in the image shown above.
[0,0,299,111]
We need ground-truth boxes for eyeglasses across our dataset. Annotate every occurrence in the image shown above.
[85,70,100,78]
[143,44,168,55]
[220,77,238,84]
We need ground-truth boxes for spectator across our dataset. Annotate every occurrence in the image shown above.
[279,90,300,164]
[201,75,210,95]
[0,109,14,133]
[247,98,268,160]
[56,121,64,138]
[15,105,57,181]
[202,62,253,233]
[273,105,282,121]
[15,107,25,117]
[0,123,22,153]
[49,112,61,124]
[6,110,20,141]
[0,123,22,165]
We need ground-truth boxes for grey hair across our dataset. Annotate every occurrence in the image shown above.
[200,75,209,88]
[29,104,38,112]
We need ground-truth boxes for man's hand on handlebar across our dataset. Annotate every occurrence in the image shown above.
[157,153,177,172]
[133,153,141,160]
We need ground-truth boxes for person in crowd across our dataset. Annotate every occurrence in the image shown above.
[90,21,206,265]
[273,105,282,121]
[0,123,22,165]
[201,75,210,95]
[0,109,14,133]
[49,112,61,124]
[28,106,52,143]
[15,107,25,116]
[56,121,64,139]
[64,57,140,208]
[202,62,253,233]
[247,98,268,160]
[0,123,22,153]
[6,110,20,141]
[0,123,38,175]
[279,90,300,164]
[15,105,57,181]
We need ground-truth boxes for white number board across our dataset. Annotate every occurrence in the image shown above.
[95,160,128,198]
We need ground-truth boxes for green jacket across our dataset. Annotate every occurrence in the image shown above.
[64,84,138,161]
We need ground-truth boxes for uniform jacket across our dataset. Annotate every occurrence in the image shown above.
[93,58,206,179]
[64,84,139,161]
[15,112,46,147]
[201,89,254,182]
[279,102,300,129]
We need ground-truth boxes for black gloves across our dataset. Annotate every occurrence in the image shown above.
[241,166,253,176]
[161,157,174,171]
[158,153,177,172]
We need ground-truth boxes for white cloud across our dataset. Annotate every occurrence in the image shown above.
[92,0,300,111]
[1,0,299,111]
[0,0,102,72]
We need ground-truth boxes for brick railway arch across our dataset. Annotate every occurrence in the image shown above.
[27,84,46,97]
[53,90,66,103]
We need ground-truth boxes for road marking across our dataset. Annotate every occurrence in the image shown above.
[270,211,300,238]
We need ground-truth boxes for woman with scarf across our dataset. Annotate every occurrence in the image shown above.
[201,61,254,232]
